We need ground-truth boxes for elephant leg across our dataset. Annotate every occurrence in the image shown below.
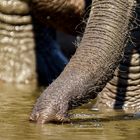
[0,0,68,85]
[0,0,36,84]
[95,7,140,113]
[30,0,135,123]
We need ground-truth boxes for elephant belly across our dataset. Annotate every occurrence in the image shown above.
[0,0,36,84]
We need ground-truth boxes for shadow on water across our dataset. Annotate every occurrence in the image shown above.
[114,5,140,109]
[69,112,140,124]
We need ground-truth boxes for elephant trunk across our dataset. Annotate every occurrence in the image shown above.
[31,0,89,35]
[61,0,135,109]
[55,0,133,104]
[71,0,135,105]
[30,0,136,122]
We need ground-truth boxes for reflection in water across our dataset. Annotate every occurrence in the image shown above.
[0,83,140,140]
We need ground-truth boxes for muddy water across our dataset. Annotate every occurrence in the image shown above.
[0,83,140,140]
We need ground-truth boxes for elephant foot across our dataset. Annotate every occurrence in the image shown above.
[96,84,140,113]
[96,44,140,113]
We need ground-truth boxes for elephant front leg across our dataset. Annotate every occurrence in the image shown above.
[0,0,36,84]
[96,21,140,113]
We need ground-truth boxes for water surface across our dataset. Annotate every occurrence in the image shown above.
[0,83,140,140]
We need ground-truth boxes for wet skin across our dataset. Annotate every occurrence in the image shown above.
[30,0,138,124]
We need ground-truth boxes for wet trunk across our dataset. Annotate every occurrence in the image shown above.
[35,0,135,109]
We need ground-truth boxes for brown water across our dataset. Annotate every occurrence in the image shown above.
[0,83,140,140]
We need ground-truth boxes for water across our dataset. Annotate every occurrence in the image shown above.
[0,83,140,140]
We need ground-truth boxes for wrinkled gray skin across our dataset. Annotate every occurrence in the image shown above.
[30,0,139,124]
[0,0,68,86]
[1,0,139,124]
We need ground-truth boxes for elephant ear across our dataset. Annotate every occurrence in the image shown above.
[31,0,91,35]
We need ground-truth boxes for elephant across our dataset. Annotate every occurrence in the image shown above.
[29,0,140,124]
[0,0,68,85]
